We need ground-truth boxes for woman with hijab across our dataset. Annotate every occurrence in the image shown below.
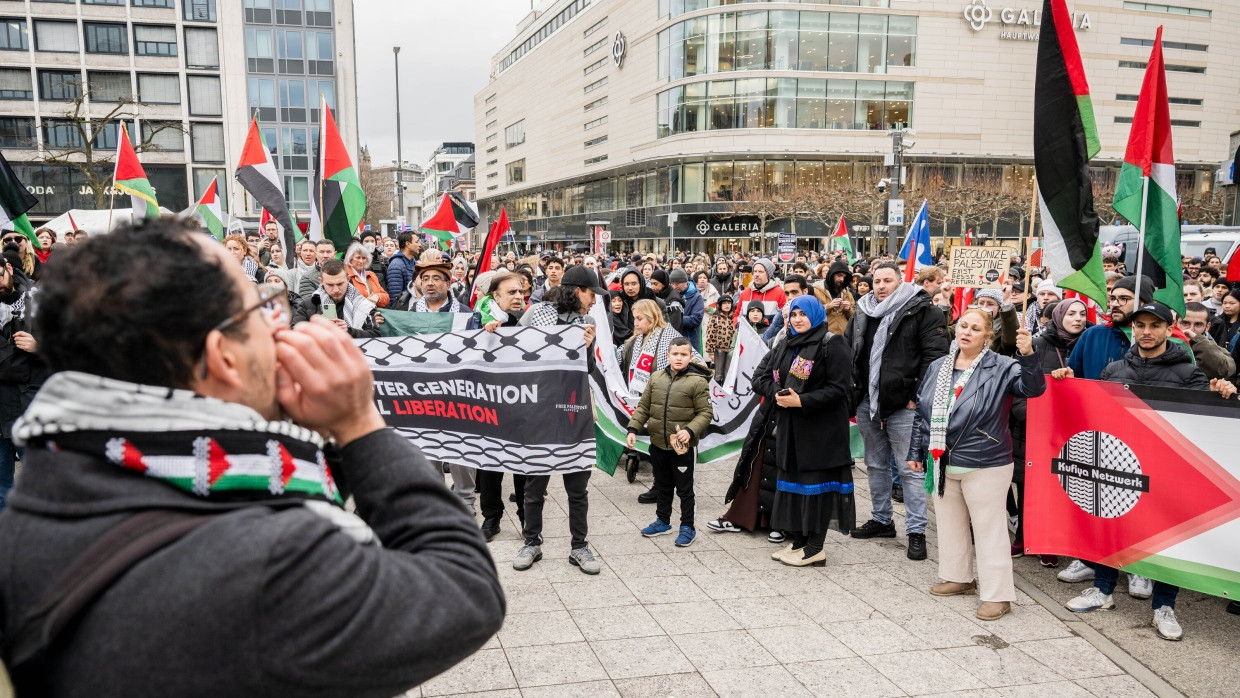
[752,296,855,567]
[908,308,1044,621]
[1032,298,1090,374]
[609,290,633,344]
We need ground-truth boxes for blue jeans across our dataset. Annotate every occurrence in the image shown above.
[856,402,926,534]
[0,437,20,512]
[1089,563,1178,609]
[891,456,902,487]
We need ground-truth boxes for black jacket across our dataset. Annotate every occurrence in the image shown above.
[0,429,505,697]
[290,292,381,339]
[1099,342,1210,389]
[752,325,854,472]
[846,290,950,419]
[1031,329,1084,373]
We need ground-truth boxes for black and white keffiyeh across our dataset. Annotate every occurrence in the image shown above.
[412,294,463,314]
[313,283,376,331]
[925,345,988,498]
[856,281,920,417]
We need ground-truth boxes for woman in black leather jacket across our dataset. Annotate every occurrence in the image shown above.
[907,307,1045,622]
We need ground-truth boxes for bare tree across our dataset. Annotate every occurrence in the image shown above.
[38,80,184,209]
[726,186,792,255]
[1178,185,1226,226]
[357,147,391,232]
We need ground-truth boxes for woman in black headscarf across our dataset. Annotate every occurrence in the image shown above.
[608,290,633,344]
[1032,297,1090,374]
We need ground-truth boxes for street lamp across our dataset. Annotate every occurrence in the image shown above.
[393,46,403,232]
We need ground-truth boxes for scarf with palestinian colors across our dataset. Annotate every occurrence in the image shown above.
[13,371,342,505]
[924,345,989,498]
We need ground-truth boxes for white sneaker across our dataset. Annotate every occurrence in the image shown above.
[1066,587,1115,613]
[1153,606,1183,641]
[767,530,786,544]
[1128,574,1154,600]
[1008,515,1019,533]
[1057,559,1095,583]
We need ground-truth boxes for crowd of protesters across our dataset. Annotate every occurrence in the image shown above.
[2,217,1239,696]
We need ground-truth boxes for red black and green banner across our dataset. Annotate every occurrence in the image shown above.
[1034,0,1106,306]
[236,116,298,256]
[1027,380,1240,599]
[310,99,366,254]
[1113,27,1183,314]
[422,191,480,247]
[0,151,38,249]
[113,123,159,222]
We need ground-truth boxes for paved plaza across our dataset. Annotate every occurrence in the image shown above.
[400,453,1239,698]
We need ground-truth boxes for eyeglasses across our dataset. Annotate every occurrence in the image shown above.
[197,283,291,380]
[1,236,23,245]
[1107,294,1135,303]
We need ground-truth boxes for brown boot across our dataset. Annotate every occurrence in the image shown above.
[976,601,1011,621]
[930,580,977,597]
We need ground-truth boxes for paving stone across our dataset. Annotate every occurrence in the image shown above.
[624,574,710,605]
[496,610,583,648]
[784,657,904,698]
[647,600,743,635]
[552,579,639,610]
[900,612,994,650]
[419,649,517,696]
[504,642,609,688]
[992,681,1095,698]
[940,645,1062,688]
[824,617,923,656]
[612,672,718,698]
[519,680,621,698]
[1073,675,1158,698]
[864,648,989,695]
[717,595,815,629]
[591,636,696,679]
[747,624,855,664]
[502,580,566,615]
[688,572,778,600]
[701,665,813,697]
[1014,637,1123,680]
[672,630,779,672]
[570,605,666,642]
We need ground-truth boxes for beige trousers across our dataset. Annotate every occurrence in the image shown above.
[936,463,1015,602]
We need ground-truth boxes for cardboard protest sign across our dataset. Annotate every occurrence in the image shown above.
[949,246,1013,288]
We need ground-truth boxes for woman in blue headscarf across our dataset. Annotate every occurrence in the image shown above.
[752,295,857,567]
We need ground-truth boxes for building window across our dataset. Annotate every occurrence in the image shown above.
[42,119,84,149]
[137,72,180,103]
[659,11,917,80]
[1121,2,1209,17]
[1115,116,1133,124]
[583,58,606,76]
[284,175,310,211]
[584,154,608,166]
[1119,60,1205,73]
[584,96,608,111]
[310,79,334,122]
[245,28,275,72]
[277,29,304,73]
[485,106,496,117]
[88,71,131,102]
[1120,36,1207,51]
[0,117,34,148]
[84,22,128,55]
[485,133,497,142]
[583,16,607,38]
[1170,119,1201,127]
[184,0,217,22]
[486,146,497,153]
[498,0,593,73]
[279,78,307,121]
[584,116,607,130]
[1117,93,1202,106]
[33,21,78,53]
[505,120,525,148]
[584,36,607,57]
[0,69,32,100]
[184,27,219,69]
[38,70,81,101]
[142,120,183,151]
[83,0,124,5]
[193,168,227,207]
[583,76,607,94]
[188,75,222,116]
[584,135,607,148]
[244,0,273,24]
[133,0,176,8]
[134,25,177,57]
[276,0,302,26]
[307,30,333,75]
[191,122,225,163]
[487,172,497,179]
[486,159,497,166]
[0,19,28,51]
[280,126,308,169]
[305,0,333,28]
[657,77,912,138]
[506,159,525,185]
[91,121,132,150]
[485,93,497,104]
[485,120,497,129]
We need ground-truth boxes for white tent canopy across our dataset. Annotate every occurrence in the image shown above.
[37,207,176,236]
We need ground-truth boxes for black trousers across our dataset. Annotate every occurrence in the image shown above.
[523,470,591,549]
[650,445,695,528]
[478,470,525,522]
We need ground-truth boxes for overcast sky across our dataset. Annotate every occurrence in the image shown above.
[354,0,532,170]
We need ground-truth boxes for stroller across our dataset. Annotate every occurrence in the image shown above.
[621,425,652,483]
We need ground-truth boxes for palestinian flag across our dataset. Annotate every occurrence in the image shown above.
[114,123,159,221]
[310,97,366,254]
[237,116,298,257]
[421,191,479,247]
[829,214,854,263]
[1113,27,1183,314]
[376,308,471,336]
[0,151,38,249]
[188,175,225,240]
[1034,0,1106,306]
[470,206,509,306]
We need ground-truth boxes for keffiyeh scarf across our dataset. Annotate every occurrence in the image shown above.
[315,283,377,331]
[412,294,463,314]
[623,327,676,399]
[855,282,920,417]
[925,346,989,498]
[242,256,261,281]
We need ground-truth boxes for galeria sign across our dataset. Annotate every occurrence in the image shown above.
[962,0,1092,35]
[949,245,1013,288]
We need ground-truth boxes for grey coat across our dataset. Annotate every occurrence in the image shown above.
[908,351,1046,469]
[0,429,506,698]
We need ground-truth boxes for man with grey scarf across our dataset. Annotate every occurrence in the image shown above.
[846,262,949,560]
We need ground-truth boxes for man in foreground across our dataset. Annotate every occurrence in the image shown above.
[0,220,505,696]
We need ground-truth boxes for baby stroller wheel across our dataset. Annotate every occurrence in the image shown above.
[625,454,640,483]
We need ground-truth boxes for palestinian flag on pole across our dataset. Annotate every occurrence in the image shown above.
[1113,26,1183,314]
[0,151,38,249]
[183,175,225,240]
[114,123,159,221]
[421,192,479,247]
[470,206,509,306]
[310,97,366,254]
[1033,0,1106,306]
[237,116,298,256]
[829,214,854,263]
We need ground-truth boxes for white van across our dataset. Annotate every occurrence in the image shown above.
[1098,225,1240,272]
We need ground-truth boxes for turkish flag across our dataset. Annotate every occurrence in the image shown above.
[1026,379,1240,569]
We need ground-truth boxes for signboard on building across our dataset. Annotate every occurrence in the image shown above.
[949,245,1014,288]
[11,162,189,218]
[961,0,1091,41]
[680,214,761,237]
[777,232,796,264]
[887,199,905,226]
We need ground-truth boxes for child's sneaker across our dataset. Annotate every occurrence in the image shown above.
[675,526,696,547]
[641,519,672,537]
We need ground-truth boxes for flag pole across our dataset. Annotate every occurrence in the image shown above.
[1023,175,1039,320]
[1133,175,1150,304]
[107,122,120,233]
[317,93,325,246]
